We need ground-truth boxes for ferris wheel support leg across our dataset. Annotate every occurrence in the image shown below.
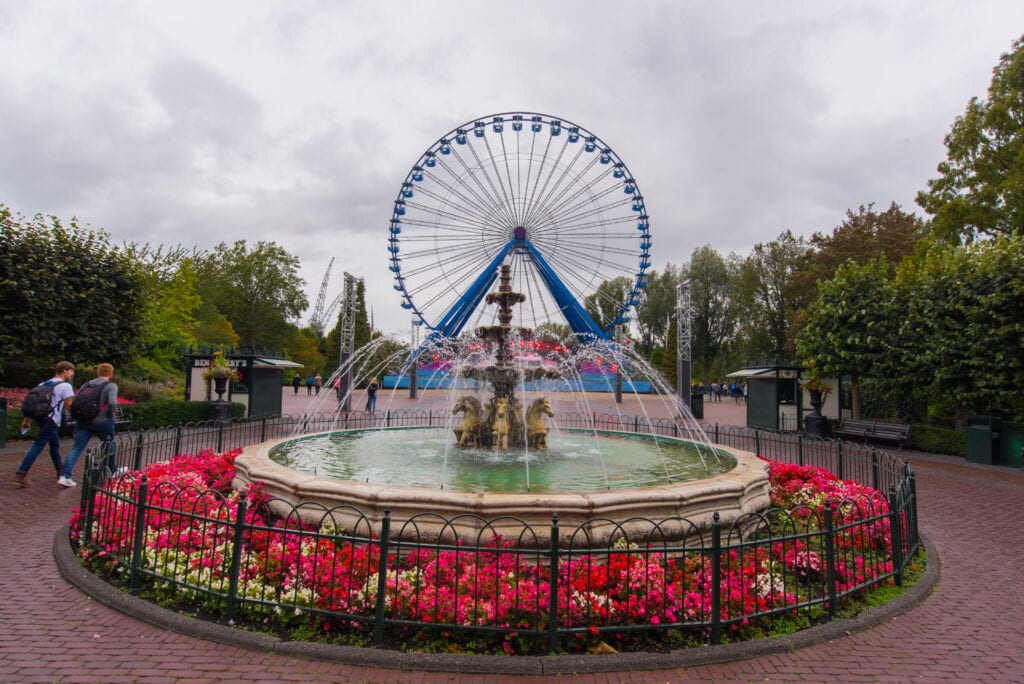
[432,240,516,339]
[521,238,607,342]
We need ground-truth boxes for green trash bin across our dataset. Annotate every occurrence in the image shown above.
[690,393,704,420]
[965,416,1001,464]
[1000,430,1024,468]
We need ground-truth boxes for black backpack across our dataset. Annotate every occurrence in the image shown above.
[70,379,110,422]
[22,380,58,420]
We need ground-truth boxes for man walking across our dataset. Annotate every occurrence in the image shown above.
[58,363,120,487]
[12,361,75,487]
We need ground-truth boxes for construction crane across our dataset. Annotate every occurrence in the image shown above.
[309,257,334,336]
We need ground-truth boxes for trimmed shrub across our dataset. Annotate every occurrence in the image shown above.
[909,424,965,456]
[118,400,246,431]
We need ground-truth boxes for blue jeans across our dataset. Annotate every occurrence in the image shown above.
[61,420,117,478]
[366,394,377,412]
[18,419,62,476]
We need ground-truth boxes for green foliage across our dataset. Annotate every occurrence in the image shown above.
[287,330,326,376]
[194,240,307,351]
[0,205,145,372]
[583,276,634,332]
[734,231,807,361]
[908,424,966,456]
[789,203,927,315]
[684,245,738,383]
[634,266,679,356]
[124,244,201,373]
[119,399,245,429]
[796,257,897,417]
[895,236,1024,421]
[917,34,1024,243]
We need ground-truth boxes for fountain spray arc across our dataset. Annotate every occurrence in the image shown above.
[453,263,560,451]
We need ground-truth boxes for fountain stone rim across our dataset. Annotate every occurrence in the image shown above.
[232,427,772,549]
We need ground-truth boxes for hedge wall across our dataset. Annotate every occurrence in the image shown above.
[4,400,246,442]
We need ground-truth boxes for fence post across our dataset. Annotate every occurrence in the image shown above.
[129,475,150,594]
[710,512,722,644]
[81,447,100,544]
[223,492,249,622]
[714,423,720,444]
[907,464,919,545]
[887,485,904,587]
[754,430,761,457]
[823,500,837,619]
[386,410,391,428]
[216,422,225,452]
[548,514,560,654]
[871,449,880,492]
[133,432,145,471]
[797,433,804,466]
[173,426,182,458]
[373,508,392,645]
[836,441,845,481]
[260,417,267,443]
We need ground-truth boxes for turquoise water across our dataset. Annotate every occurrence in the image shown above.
[270,427,735,493]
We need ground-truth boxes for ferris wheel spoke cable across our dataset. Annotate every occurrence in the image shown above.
[407,184,498,228]
[520,132,559,229]
[534,151,605,221]
[463,136,521,228]
[543,178,628,224]
[428,158,512,228]
[414,172,507,229]
[446,145,518,228]
[520,139,583,230]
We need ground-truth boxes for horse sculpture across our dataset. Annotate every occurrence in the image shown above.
[490,396,510,452]
[452,396,483,447]
[526,397,554,450]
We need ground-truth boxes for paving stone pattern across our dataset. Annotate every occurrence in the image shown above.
[2,390,1023,682]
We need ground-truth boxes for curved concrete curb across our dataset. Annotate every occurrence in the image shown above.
[55,525,939,675]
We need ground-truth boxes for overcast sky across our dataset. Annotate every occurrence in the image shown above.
[2,2,1022,338]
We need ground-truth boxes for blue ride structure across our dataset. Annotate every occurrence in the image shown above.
[387,112,652,381]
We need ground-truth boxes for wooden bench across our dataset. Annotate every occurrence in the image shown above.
[834,418,910,449]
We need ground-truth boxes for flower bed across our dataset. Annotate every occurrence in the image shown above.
[71,449,911,655]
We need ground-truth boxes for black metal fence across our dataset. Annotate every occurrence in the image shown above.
[76,411,919,653]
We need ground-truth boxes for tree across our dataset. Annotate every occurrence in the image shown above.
[0,205,144,373]
[917,35,1024,243]
[583,276,633,332]
[795,257,898,418]
[733,231,807,361]
[895,236,1024,421]
[789,203,927,314]
[124,244,201,373]
[634,266,679,358]
[286,329,326,377]
[683,245,736,384]
[194,240,308,351]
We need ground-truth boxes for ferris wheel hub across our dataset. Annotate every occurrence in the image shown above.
[513,226,526,240]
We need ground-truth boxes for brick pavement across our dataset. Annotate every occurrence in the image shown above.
[2,390,1023,682]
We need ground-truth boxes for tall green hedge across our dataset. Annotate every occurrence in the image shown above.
[4,400,246,441]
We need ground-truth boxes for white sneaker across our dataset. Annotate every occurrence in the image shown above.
[57,476,77,488]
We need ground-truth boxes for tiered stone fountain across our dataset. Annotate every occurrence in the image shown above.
[453,264,560,451]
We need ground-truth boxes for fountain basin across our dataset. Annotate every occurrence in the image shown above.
[233,428,771,548]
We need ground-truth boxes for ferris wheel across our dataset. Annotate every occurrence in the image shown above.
[388,112,651,342]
